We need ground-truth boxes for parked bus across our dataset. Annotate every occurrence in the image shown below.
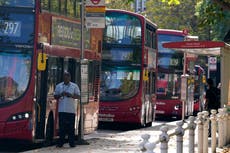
[0,0,102,143]
[99,9,157,127]
[155,29,187,119]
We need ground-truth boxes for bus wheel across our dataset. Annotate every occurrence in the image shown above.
[44,114,54,146]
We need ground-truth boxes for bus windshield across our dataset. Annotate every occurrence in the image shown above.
[0,8,35,44]
[100,66,140,101]
[0,0,35,7]
[104,11,141,45]
[0,50,31,103]
[157,72,181,100]
[158,34,184,54]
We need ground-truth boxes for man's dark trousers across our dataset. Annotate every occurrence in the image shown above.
[58,112,76,147]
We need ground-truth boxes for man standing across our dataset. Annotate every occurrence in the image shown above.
[54,71,80,148]
[205,78,220,112]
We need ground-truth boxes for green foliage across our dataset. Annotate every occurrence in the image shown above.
[106,0,230,41]
[166,0,180,5]
[196,1,224,26]
[195,0,230,41]
[145,0,197,34]
[105,0,134,11]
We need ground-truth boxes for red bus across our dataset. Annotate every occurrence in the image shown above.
[156,29,187,119]
[99,9,157,127]
[0,0,102,143]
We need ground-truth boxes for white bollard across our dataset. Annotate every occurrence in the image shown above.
[202,111,209,153]
[228,112,230,144]
[217,108,224,148]
[188,116,196,153]
[223,107,228,146]
[175,121,184,153]
[197,112,203,153]
[159,126,169,153]
[210,109,217,153]
[139,134,150,152]
[145,142,156,153]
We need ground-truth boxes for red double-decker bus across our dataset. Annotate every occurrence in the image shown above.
[156,30,207,119]
[99,9,157,127]
[0,0,102,143]
[155,29,187,119]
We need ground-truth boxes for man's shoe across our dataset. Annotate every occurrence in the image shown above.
[56,144,63,148]
[69,144,76,148]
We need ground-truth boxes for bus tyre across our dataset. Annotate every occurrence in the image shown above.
[44,114,54,146]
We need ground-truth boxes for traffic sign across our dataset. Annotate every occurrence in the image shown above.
[208,57,217,71]
[209,56,217,64]
[85,0,105,6]
[85,0,105,28]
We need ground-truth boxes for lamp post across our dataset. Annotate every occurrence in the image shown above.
[77,0,89,145]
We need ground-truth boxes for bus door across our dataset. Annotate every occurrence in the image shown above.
[35,62,48,139]
[35,57,63,140]
[149,71,156,121]
[143,70,155,125]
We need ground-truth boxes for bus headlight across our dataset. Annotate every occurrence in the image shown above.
[8,112,31,121]
[174,104,182,111]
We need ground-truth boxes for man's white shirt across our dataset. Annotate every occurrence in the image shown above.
[54,82,80,114]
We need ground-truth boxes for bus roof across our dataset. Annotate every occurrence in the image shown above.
[157,29,187,36]
[106,9,157,28]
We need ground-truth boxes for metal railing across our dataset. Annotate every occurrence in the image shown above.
[139,108,230,153]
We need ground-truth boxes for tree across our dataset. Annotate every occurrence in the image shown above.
[195,0,230,40]
[107,0,230,41]
[145,0,198,34]
[105,0,133,11]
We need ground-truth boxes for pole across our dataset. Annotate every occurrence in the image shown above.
[182,52,187,121]
[77,0,89,145]
[207,56,210,79]
[81,1,84,60]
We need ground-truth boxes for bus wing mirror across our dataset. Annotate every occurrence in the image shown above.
[37,53,47,71]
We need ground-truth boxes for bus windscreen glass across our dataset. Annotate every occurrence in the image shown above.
[100,66,140,101]
[0,10,35,44]
[0,0,35,7]
[0,51,31,103]
[158,34,184,70]
[157,72,181,100]
[158,34,184,54]
[104,12,141,45]
[157,33,184,100]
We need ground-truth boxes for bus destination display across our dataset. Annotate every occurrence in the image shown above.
[0,20,21,37]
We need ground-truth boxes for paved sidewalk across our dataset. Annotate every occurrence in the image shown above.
[23,121,227,153]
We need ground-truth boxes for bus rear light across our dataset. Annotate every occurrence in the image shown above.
[8,112,31,121]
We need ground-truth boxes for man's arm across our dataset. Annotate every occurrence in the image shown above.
[73,84,80,99]
[54,84,63,99]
